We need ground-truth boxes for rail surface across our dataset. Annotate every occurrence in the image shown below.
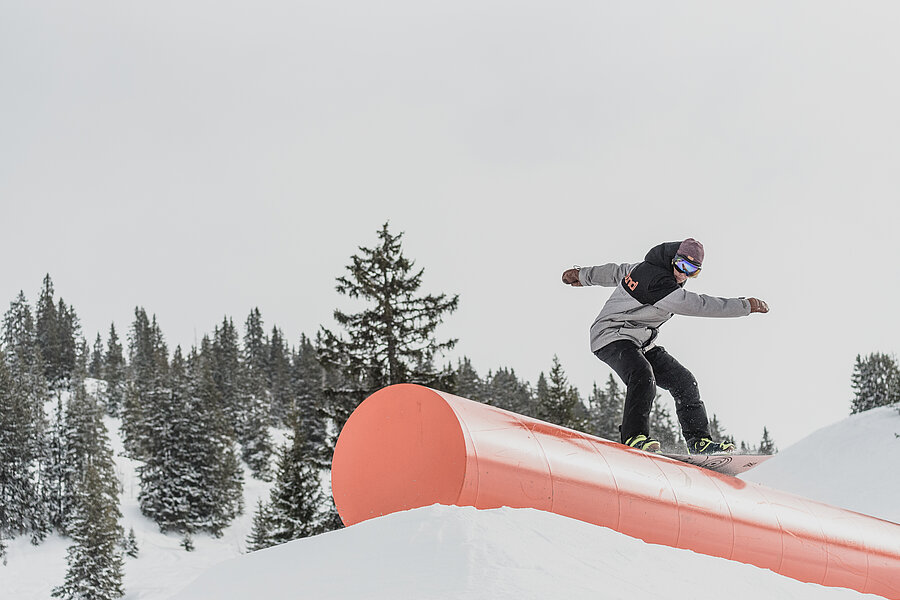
[331,384,900,598]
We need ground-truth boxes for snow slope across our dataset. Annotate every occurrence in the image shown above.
[0,416,280,600]
[2,406,898,599]
[741,405,900,524]
[170,504,883,600]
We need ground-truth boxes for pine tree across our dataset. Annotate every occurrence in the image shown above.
[104,324,126,417]
[56,378,120,535]
[51,372,124,600]
[535,356,584,430]
[707,414,736,446]
[263,415,330,547]
[122,309,168,458]
[240,391,274,481]
[649,398,683,452]
[238,310,275,479]
[1,292,52,543]
[122,527,139,558]
[850,353,900,414]
[89,334,104,379]
[454,357,483,402]
[52,464,125,600]
[138,344,243,536]
[318,222,459,433]
[242,308,269,397]
[587,374,625,441]
[188,342,244,534]
[245,499,273,552]
[758,427,777,455]
[36,275,61,385]
[484,367,534,415]
[0,350,37,542]
[45,395,67,531]
[291,334,328,469]
[534,372,550,415]
[212,317,242,436]
[34,276,82,390]
[56,300,81,387]
[267,326,292,425]
[136,345,185,532]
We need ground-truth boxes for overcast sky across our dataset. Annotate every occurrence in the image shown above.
[3,1,899,448]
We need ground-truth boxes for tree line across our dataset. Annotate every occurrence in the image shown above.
[850,352,900,415]
[1,223,780,599]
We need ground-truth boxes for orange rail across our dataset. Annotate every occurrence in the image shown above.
[331,384,900,598]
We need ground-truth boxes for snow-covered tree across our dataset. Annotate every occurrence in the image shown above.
[211,317,242,435]
[122,527,139,558]
[850,352,900,414]
[103,324,126,417]
[56,300,81,388]
[1,292,51,543]
[245,499,272,552]
[52,463,125,600]
[242,308,268,397]
[291,334,328,469]
[236,309,277,478]
[122,308,168,459]
[89,334,104,379]
[138,344,243,536]
[35,276,82,390]
[256,420,329,549]
[35,275,60,383]
[267,326,293,424]
[51,374,124,600]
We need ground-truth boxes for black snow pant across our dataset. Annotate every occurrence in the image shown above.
[594,340,711,444]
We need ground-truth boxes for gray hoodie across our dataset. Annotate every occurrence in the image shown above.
[579,242,751,352]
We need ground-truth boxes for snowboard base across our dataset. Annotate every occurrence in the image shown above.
[662,453,774,476]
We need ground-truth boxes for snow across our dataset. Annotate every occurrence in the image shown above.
[170,505,881,600]
[1,406,898,600]
[740,405,900,524]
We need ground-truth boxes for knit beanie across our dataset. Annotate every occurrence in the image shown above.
[677,238,704,266]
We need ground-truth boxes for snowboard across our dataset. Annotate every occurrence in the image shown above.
[661,453,774,476]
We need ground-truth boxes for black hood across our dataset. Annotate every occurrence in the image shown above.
[644,241,682,269]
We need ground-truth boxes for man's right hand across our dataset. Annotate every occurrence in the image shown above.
[748,298,769,313]
[562,268,582,287]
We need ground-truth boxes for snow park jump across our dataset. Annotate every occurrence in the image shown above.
[331,384,900,599]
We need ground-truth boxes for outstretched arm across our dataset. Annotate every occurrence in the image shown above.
[655,288,770,318]
[562,263,634,288]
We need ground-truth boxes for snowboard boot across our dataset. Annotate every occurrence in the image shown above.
[624,434,662,453]
[686,437,736,455]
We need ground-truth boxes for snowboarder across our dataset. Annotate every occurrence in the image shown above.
[562,238,769,454]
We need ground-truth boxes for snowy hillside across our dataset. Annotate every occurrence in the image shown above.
[0,415,281,600]
[170,505,882,600]
[1,406,898,600]
[741,405,900,524]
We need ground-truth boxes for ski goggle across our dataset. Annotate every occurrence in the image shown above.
[673,255,702,277]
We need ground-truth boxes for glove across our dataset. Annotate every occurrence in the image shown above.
[748,298,769,313]
[562,268,582,286]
